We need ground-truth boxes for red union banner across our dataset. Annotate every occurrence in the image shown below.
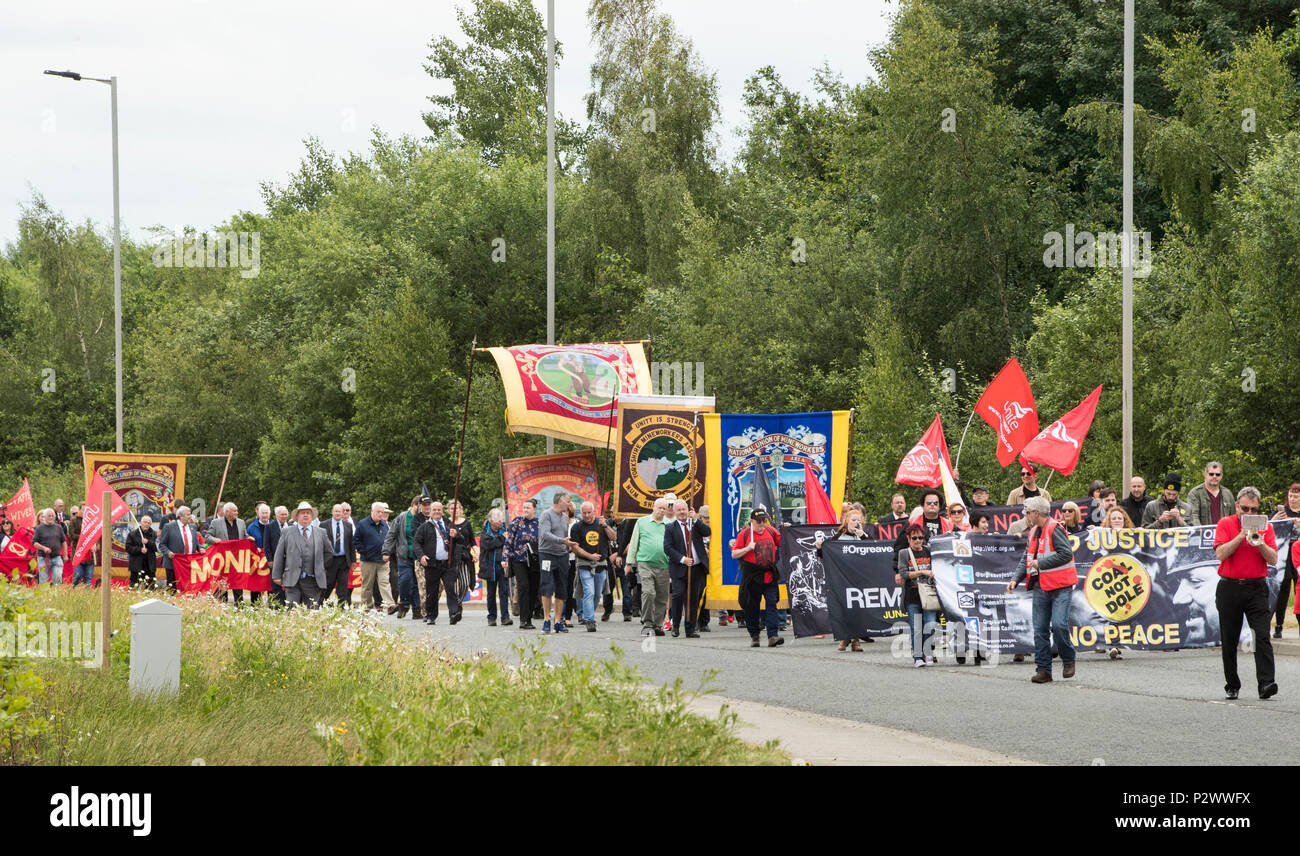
[0,526,36,584]
[173,539,271,593]
[482,342,652,447]
[975,358,1039,466]
[3,479,37,530]
[71,473,130,567]
[895,413,953,488]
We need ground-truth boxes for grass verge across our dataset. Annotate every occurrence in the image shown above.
[1,581,787,765]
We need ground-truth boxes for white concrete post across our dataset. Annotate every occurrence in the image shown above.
[129,599,181,697]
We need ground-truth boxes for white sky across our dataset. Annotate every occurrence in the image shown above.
[1,0,891,248]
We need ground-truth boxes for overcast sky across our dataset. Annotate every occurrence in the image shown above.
[1,0,891,248]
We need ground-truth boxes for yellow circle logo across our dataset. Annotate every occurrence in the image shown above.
[585,530,601,547]
[1084,555,1150,622]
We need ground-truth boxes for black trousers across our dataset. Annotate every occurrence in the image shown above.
[424,559,460,620]
[1216,578,1275,692]
[387,556,400,608]
[510,558,538,622]
[232,588,262,604]
[623,570,641,616]
[562,561,579,619]
[322,555,352,607]
[1274,560,1296,630]
[669,570,707,631]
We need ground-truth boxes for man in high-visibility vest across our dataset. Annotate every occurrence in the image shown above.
[1006,496,1078,683]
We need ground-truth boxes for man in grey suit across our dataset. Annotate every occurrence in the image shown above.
[208,502,252,603]
[273,501,327,608]
[157,505,200,591]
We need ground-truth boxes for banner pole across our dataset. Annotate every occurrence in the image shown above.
[846,408,857,502]
[211,449,233,516]
[953,409,977,469]
[100,489,112,676]
[1044,470,1055,489]
[498,456,508,511]
[451,335,478,516]
[598,388,618,514]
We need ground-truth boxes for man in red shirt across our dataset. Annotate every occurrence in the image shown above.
[1213,486,1279,700]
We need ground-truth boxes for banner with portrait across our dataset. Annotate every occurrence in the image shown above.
[482,342,652,447]
[928,522,1294,655]
[83,452,186,580]
[501,451,602,522]
[610,393,714,519]
[703,411,851,610]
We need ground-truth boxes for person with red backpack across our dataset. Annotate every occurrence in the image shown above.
[1005,496,1078,683]
[732,505,784,648]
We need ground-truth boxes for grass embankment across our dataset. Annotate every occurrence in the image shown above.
[3,583,787,765]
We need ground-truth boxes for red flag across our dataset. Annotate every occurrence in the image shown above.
[976,358,1039,466]
[1020,385,1104,476]
[895,413,953,488]
[3,479,37,530]
[802,461,838,525]
[0,526,36,583]
[71,472,129,567]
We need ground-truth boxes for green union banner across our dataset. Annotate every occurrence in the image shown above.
[611,395,712,519]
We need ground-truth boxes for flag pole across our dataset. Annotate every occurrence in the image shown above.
[451,336,478,517]
[599,388,619,513]
[100,488,112,675]
[846,408,857,502]
[211,449,233,516]
[953,409,977,469]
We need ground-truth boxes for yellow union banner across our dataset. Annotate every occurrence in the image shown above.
[482,342,652,447]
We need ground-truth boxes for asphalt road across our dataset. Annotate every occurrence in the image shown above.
[379,607,1300,766]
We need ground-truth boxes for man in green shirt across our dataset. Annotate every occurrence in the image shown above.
[626,496,671,637]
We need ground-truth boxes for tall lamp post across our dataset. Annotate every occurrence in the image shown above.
[1121,1,1134,490]
[44,69,123,454]
[545,0,555,456]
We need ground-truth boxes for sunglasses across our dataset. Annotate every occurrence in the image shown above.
[1020,472,1032,477]
[1240,505,1259,513]
[924,500,940,506]
[948,508,965,515]
[908,535,925,541]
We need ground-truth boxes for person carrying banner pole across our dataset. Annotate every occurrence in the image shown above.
[1006,496,1077,683]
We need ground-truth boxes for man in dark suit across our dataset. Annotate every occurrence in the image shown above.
[125,515,160,589]
[157,506,200,591]
[664,499,711,638]
[414,501,459,625]
[320,503,356,607]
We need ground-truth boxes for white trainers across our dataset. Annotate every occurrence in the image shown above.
[914,658,926,668]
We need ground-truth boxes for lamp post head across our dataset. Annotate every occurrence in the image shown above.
[44,69,82,80]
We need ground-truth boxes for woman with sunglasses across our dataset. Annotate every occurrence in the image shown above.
[1059,502,1088,536]
[946,503,970,532]
[896,523,938,667]
[816,507,875,651]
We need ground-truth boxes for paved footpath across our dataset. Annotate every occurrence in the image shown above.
[379,604,1300,765]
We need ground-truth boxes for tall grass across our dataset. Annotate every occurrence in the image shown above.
[4,583,786,766]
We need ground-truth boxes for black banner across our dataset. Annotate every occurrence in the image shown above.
[966,497,1093,534]
[929,522,1294,655]
[818,539,909,641]
[779,524,841,637]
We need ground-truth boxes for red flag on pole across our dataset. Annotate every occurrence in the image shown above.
[71,472,129,567]
[975,358,1039,466]
[802,461,838,525]
[895,413,953,488]
[0,526,36,583]
[3,478,37,530]
[1020,385,1104,476]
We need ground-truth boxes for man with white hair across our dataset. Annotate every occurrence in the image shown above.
[479,507,512,626]
[626,496,672,637]
[247,503,282,606]
[1006,496,1078,683]
[354,501,391,611]
[209,502,250,603]
[568,501,616,631]
[664,500,711,638]
[321,503,356,608]
[274,505,290,529]
[158,506,199,591]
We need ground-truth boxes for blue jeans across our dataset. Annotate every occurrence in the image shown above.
[578,565,607,624]
[907,603,938,661]
[71,562,95,586]
[744,581,780,638]
[397,560,418,606]
[485,576,510,620]
[38,555,63,584]
[1032,585,1075,673]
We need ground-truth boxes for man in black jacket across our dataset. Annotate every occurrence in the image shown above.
[320,503,355,607]
[414,501,460,625]
[125,516,159,589]
[664,500,710,638]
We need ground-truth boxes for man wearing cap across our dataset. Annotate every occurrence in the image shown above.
[1006,496,1078,683]
[1006,462,1052,506]
[383,495,429,619]
[1141,474,1189,529]
[969,486,993,510]
[1213,486,1279,700]
[1186,461,1234,527]
[273,501,328,608]
[355,502,392,611]
[733,505,784,647]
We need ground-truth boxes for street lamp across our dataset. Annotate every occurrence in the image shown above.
[44,69,123,454]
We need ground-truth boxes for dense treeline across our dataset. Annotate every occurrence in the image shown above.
[2,0,1298,516]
